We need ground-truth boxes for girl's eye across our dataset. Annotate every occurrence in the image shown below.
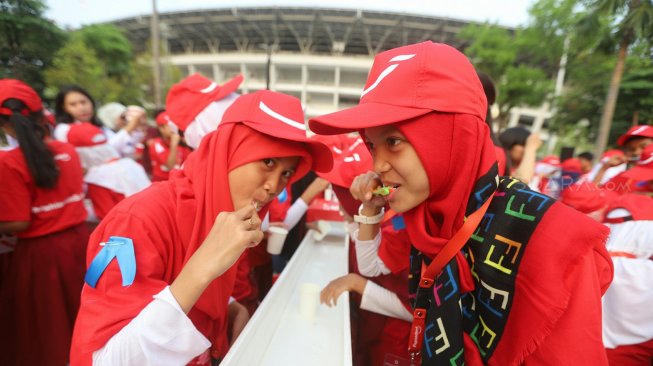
[263,158,276,168]
[282,170,295,179]
[365,141,374,150]
[387,137,402,147]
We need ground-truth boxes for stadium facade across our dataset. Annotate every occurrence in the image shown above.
[111,7,552,136]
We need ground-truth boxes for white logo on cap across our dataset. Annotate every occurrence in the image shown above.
[332,147,343,154]
[343,153,361,163]
[259,101,306,130]
[631,126,650,136]
[361,54,416,98]
[200,82,218,94]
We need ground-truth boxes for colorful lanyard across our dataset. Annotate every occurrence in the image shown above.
[408,194,494,363]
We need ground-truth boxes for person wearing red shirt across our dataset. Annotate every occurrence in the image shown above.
[53,86,151,219]
[310,42,612,365]
[0,79,90,366]
[316,134,413,365]
[149,110,192,181]
[70,90,332,366]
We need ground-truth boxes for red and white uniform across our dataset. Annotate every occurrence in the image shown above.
[0,140,89,366]
[54,121,151,219]
[70,91,331,366]
[148,137,192,181]
[0,140,87,237]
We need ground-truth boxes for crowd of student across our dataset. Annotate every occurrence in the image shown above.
[0,40,651,366]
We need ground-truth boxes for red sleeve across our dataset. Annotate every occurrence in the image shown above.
[378,225,411,274]
[70,210,171,366]
[0,156,31,222]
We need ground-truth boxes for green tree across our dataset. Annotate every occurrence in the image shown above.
[580,0,653,158]
[458,23,552,127]
[44,25,145,106]
[77,24,134,78]
[43,35,107,101]
[0,0,66,92]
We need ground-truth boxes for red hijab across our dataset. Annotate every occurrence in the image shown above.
[395,112,497,258]
[170,122,312,348]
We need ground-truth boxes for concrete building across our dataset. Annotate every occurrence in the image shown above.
[111,6,553,138]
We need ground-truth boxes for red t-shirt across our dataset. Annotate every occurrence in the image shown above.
[0,141,86,238]
[148,137,192,181]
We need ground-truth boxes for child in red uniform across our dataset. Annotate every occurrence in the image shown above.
[316,134,413,365]
[149,110,192,181]
[53,86,150,219]
[0,79,90,366]
[70,90,332,366]
[310,42,612,365]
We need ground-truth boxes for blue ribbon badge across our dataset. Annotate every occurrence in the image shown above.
[391,215,406,231]
[84,236,137,288]
[278,188,288,203]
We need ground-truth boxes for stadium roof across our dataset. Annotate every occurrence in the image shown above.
[111,7,512,56]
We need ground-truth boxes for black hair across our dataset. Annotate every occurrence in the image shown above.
[578,152,594,161]
[476,71,500,146]
[0,99,59,188]
[153,108,166,120]
[499,127,531,150]
[54,85,103,127]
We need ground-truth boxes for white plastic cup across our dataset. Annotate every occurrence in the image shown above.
[266,226,289,255]
[312,220,331,242]
[299,283,321,320]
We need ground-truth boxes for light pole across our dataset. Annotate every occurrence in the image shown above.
[258,43,275,90]
[151,0,162,108]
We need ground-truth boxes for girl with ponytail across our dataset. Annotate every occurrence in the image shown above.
[0,79,90,366]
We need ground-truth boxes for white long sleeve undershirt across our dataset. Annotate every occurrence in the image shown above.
[92,286,210,366]
[354,229,391,277]
[360,280,412,322]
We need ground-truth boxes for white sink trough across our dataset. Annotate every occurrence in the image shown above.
[221,221,352,366]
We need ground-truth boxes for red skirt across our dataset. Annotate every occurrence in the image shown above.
[0,223,89,366]
[86,184,126,220]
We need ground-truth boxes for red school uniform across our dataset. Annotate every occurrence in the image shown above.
[0,140,89,366]
[148,137,192,181]
[0,140,87,237]
[71,91,330,365]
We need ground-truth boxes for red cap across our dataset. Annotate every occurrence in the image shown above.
[155,111,174,126]
[166,73,243,131]
[220,90,333,173]
[617,125,653,146]
[308,41,486,135]
[620,143,653,184]
[66,122,108,147]
[561,182,617,214]
[0,79,42,116]
[561,157,583,174]
[539,155,561,166]
[604,193,653,222]
[601,149,625,161]
[316,134,372,187]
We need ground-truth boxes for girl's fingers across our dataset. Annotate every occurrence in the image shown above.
[234,204,256,220]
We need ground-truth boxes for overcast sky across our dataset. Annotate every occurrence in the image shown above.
[45,0,535,29]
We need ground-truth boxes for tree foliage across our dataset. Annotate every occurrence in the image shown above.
[0,0,66,93]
